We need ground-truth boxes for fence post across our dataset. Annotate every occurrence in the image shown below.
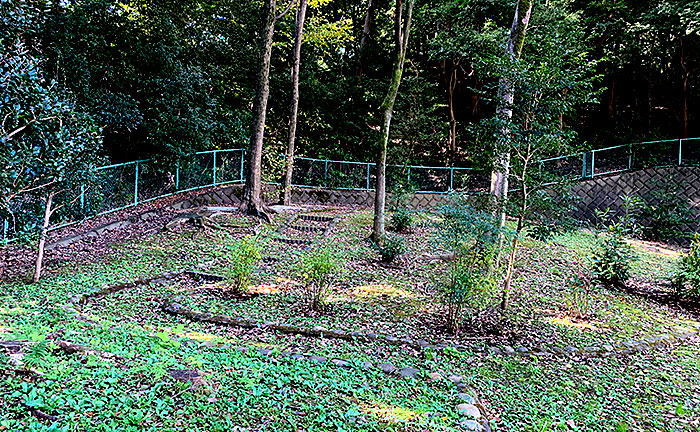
[213,150,218,186]
[407,166,411,185]
[80,185,85,212]
[449,168,454,191]
[240,150,245,182]
[366,163,371,190]
[324,160,328,187]
[679,139,683,166]
[134,161,139,206]
[628,144,632,170]
[175,162,180,190]
[591,151,596,177]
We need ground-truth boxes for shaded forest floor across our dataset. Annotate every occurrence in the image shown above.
[1,207,699,431]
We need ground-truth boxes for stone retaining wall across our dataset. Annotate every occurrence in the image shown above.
[173,166,700,232]
[569,166,700,233]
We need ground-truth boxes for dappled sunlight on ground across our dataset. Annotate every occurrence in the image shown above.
[546,315,601,331]
[628,239,682,258]
[0,306,25,315]
[360,400,423,423]
[351,284,415,299]
[248,284,281,295]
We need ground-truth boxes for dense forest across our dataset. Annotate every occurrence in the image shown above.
[2,0,699,168]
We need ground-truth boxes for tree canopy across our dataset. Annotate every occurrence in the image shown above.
[1,0,697,167]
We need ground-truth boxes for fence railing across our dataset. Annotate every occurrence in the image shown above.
[3,137,699,243]
[538,137,700,179]
[291,156,480,193]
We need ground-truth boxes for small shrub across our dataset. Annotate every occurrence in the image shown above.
[567,268,591,319]
[591,203,638,287]
[591,232,635,286]
[297,247,342,311]
[672,234,700,297]
[376,235,406,263]
[640,178,693,241]
[224,236,262,295]
[391,208,413,232]
[438,252,497,334]
[434,196,503,333]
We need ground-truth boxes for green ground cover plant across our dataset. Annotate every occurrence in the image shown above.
[1,208,699,431]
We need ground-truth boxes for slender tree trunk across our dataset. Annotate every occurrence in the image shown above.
[242,0,278,221]
[500,215,522,310]
[490,0,532,226]
[607,78,615,120]
[32,191,54,283]
[448,64,458,161]
[371,0,415,244]
[358,0,376,82]
[282,0,308,205]
[680,37,689,138]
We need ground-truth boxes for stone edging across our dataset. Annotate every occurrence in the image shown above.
[162,301,700,359]
[46,210,161,251]
[69,260,217,305]
[195,340,491,431]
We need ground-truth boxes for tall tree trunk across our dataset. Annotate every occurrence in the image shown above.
[282,0,308,206]
[490,0,532,227]
[680,37,689,138]
[32,190,54,283]
[242,0,278,221]
[607,78,615,120]
[448,63,458,162]
[371,0,415,244]
[358,0,376,82]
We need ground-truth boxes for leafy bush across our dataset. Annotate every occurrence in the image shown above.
[591,201,639,287]
[224,236,262,295]
[297,247,342,311]
[438,250,498,334]
[391,208,413,232]
[639,179,693,241]
[376,235,406,263]
[435,196,503,333]
[672,234,700,298]
[591,229,635,286]
[567,268,592,319]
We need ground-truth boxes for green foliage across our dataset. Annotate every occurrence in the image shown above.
[22,339,51,371]
[0,25,103,240]
[567,268,592,319]
[435,195,503,333]
[390,208,413,233]
[375,235,406,263]
[590,198,642,286]
[672,234,700,298]
[296,246,342,311]
[224,235,262,295]
[639,178,694,241]
[591,228,636,287]
[435,193,505,257]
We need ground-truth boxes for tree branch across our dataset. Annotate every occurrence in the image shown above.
[275,0,296,21]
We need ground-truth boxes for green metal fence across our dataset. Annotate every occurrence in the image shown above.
[2,137,699,243]
[538,138,700,179]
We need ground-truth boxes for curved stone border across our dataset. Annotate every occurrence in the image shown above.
[196,340,491,431]
[69,260,217,305]
[46,210,160,251]
[162,301,700,360]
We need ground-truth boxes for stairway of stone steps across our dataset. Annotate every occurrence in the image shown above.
[275,213,339,247]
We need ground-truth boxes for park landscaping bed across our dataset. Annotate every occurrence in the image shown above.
[2,207,700,431]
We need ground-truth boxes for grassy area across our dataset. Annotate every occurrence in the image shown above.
[1,208,699,431]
